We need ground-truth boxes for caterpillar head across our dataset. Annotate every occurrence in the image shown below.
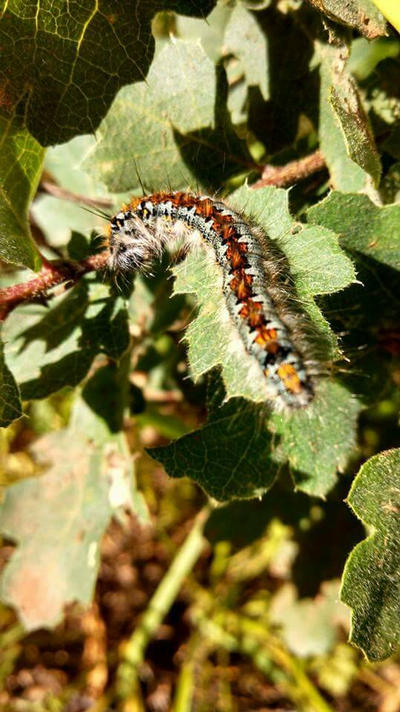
[107,210,159,273]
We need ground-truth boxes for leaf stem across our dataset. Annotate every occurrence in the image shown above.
[116,504,210,699]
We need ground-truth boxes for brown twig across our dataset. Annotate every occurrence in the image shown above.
[40,180,114,210]
[252,149,326,189]
[0,252,108,321]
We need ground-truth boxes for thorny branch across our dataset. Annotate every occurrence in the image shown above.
[0,150,327,321]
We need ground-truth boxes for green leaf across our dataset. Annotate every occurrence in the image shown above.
[83,40,252,193]
[176,2,233,63]
[0,0,214,146]
[224,4,269,101]
[2,277,130,400]
[173,249,269,404]
[0,116,43,270]
[318,44,380,194]
[0,374,147,630]
[348,37,400,82]
[330,75,381,188]
[340,449,400,661]
[308,192,400,270]
[307,0,387,39]
[229,186,356,297]
[150,375,277,501]
[0,338,22,428]
[270,380,362,497]
[31,134,113,250]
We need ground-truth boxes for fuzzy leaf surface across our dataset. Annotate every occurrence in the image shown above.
[173,186,354,400]
[0,117,43,269]
[341,449,400,661]
[270,381,362,497]
[330,74,381,187]
[84,40,251,193]
[151,392,277,501]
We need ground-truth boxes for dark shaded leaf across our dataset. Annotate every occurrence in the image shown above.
[341,449,400,661]
[0,117,43,269]
[0,338,22,428]
[150,388,277,501]
[0,0,215,145]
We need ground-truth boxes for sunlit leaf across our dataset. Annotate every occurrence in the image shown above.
[2,278,130,400]
[307,0,386,39]
[318,44,380,195]
[151,187,358,499]
[0,365,148,631]
[84,40,252,193]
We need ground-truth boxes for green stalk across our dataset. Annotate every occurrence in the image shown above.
[116,504,210,698]
[172,660,195,712]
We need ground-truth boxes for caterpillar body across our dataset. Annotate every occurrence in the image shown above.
[107,191,319,409]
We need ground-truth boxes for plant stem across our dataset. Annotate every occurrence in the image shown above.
[172,660,195,712]
[41,179,114,210]
[116,505,211,699]
[252,149,326,189]
[0,252,108,321]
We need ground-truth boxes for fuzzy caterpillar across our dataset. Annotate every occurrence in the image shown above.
[106,191,320,409]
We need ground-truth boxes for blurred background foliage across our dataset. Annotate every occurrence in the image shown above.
[0,0,400,709]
